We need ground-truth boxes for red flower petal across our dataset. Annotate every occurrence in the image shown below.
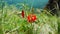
[27,16,32,22]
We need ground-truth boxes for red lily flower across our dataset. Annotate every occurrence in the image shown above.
[27,14,37,23]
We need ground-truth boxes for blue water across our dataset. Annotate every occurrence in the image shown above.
[4,0,49,9]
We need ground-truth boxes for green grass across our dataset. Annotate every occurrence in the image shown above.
[0,3,59,34]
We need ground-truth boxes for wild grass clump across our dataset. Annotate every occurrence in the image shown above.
[0,3,58,34]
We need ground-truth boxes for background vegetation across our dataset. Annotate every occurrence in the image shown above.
[0,0,60,34]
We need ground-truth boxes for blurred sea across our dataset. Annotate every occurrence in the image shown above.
[4,0,49,9]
